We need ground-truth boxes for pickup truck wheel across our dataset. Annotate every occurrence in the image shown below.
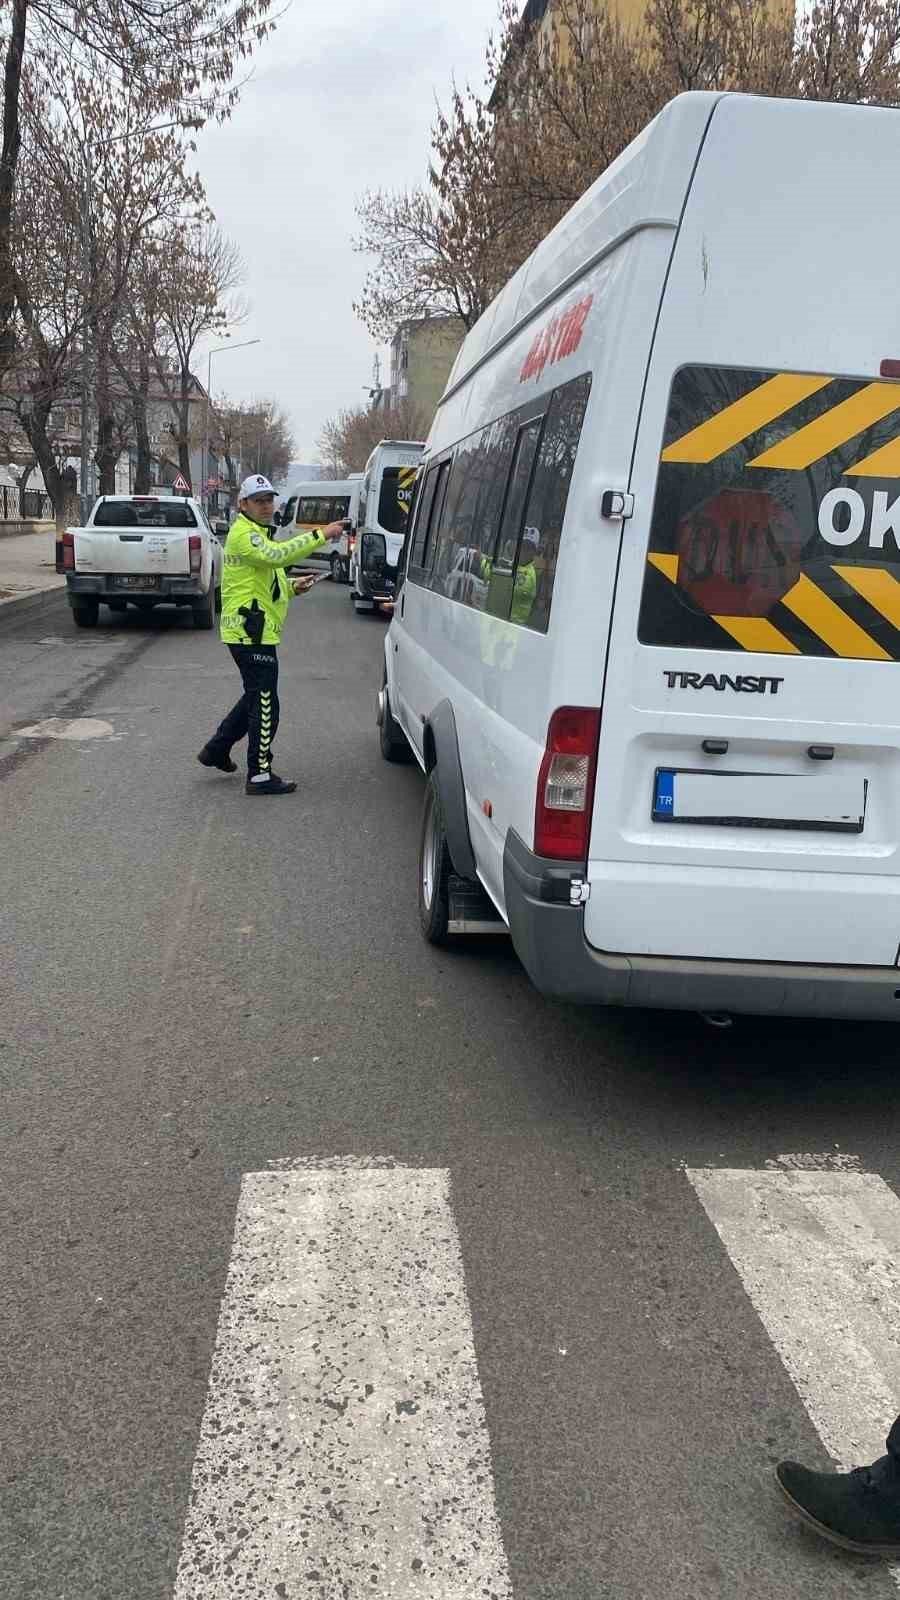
[72,600,99,628]
[192,587,215,629]
[418,773,451,945]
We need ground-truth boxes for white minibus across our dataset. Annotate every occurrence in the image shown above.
[380,91,900,1021]
[278,476,363,583]
[351,440,424,612]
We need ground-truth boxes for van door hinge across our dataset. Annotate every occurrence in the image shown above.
[601,489,634,522]
[569,878,591,907]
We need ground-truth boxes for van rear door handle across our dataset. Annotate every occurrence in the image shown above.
[807,745,835,760]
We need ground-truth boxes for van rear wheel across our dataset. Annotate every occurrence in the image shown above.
[419,773,451,945]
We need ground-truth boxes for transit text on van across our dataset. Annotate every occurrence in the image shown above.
[663,670,784,694]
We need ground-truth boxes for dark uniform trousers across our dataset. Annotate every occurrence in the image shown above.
[208,644,280,778]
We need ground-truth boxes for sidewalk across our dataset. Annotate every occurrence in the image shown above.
[0,528,66,624]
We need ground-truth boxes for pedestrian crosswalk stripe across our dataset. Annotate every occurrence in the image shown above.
[173,1165,512,1598]
[687,1166,900,1587]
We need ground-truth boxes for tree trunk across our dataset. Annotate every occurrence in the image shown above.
[132,375,152,495]
[95,409,119,496]
[0,0,27,375]
[22,405,65,530]
[178,366,192,485]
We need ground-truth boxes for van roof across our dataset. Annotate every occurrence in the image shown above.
[441,90,724,404]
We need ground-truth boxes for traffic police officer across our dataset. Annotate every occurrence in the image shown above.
[198,473,343,795]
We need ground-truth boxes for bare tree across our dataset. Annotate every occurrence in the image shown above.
[0,0,277,395]
[153,224,245,487]
[213,394,294,491]
[316,399,429,476]
[358,0,900,339]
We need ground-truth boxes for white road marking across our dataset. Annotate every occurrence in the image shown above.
[688,1167,900,1582]
[174,1166,512,1598]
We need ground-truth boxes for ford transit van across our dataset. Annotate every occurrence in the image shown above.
[380,91,900,1020]
[351,440,424,612]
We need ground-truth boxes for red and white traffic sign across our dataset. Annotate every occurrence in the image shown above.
[172,473,191,494]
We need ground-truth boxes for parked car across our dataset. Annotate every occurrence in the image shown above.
[57,495,222,628]
[380,90,900,1023]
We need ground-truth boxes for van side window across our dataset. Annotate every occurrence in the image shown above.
[281,496,296,527]
[428,455,465,591]
[431,427,488,598]
[514,371,592,633]
[424,460,452,578]
[483,418,544,620]
[409,465,441,575]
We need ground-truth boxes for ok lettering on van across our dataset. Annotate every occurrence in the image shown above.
[638,364,900,663]
[519,294,594,384]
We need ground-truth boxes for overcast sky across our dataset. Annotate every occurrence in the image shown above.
[194,0,502,463]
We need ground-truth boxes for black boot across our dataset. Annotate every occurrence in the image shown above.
[776,1437,900,1555]
[245,772,297,796]
[198,745,237,774]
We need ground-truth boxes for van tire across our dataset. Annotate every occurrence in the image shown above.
[72,600,99,628]
[418,773,451,945]
[379,677,412,764]
[192,587,215,629]
[330,555,342,583]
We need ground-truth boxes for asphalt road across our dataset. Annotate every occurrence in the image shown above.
[2,580,900,1600]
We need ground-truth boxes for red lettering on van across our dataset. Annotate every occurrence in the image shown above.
[519,294,594,383]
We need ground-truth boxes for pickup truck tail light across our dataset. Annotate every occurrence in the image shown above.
[188,534,202,574]
[534,706,601,860]
[57,530,75,572]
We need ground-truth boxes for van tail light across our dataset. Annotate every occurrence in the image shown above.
[534,706,601,860]
[188,534,202,574]
[349,535,356,552]
[58,529,75,572]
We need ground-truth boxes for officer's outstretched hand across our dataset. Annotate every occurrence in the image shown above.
[321,521,344,542]
[292,575,316,595]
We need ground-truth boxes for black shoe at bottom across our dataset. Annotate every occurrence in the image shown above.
[197,746,237,774]
[245,773,297,796]
[776,1455,900,1555]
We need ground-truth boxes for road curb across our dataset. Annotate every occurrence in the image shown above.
[0,585,67,626]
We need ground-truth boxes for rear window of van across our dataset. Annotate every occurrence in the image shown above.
[639,364,900,662]
[378,466,417,535]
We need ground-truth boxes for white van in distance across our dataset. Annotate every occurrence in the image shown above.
[277,476,363,583]
[380,91,900,1021]
[351,440,424,613]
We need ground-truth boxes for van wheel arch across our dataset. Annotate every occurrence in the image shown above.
[422,700,476,881]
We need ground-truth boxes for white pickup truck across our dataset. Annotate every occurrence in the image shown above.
[56,495,223,629]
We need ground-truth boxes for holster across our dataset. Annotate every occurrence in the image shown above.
[239,599,265,644]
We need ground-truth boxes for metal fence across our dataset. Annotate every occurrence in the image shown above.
[0,485,54,520]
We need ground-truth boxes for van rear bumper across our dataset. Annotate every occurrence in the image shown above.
[502,831,900,1021]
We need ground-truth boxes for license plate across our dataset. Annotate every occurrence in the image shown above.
[116,575,159,588]
[652,768,866,832]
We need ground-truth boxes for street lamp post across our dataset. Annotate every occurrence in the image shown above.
[203,339,260,513]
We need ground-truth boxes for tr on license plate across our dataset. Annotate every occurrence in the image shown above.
[116,575,159,587]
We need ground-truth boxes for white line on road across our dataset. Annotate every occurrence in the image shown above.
[174,1165,512,1598]
[687,1167,900,1583]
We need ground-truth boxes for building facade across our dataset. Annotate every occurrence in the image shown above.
[389,317,466,428]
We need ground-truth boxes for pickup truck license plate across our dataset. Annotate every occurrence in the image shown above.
[115,575,159,588]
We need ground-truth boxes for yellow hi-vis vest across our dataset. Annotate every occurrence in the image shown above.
[220,514,326,645]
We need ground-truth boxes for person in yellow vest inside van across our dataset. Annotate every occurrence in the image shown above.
[198,474,343,796]
[478,524,541,626]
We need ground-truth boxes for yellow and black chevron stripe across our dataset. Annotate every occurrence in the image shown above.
[641,365,900,662]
